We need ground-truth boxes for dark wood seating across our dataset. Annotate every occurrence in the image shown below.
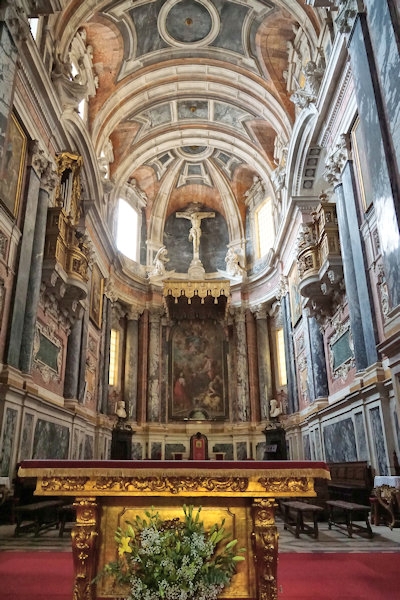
[326,499,373,538]
[14,499,64,536]
[281,500,324,538]
[58,503,76,537]
[327,461,374,504]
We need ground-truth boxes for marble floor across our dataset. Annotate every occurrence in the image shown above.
[0,516,399,554]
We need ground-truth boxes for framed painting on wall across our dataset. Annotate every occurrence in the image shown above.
[169,320,228,421]
[90,264,104,328]
[0,112,27,216]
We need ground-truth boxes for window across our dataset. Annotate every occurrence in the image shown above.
[29,18,39,40]
[276,328,287,387]
[116,198,139,261]
[109,329,120,386]
[256,198,274,258]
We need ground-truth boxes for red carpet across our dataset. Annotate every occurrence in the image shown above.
[279,552,400,599]
[0,551,399,599]
[0,551,74,600]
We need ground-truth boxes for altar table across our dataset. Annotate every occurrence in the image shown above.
[18,460,330,600]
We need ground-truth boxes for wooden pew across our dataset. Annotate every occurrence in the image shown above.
[326,499,373,538]
[327,461,374,505]
[281,500,324,538]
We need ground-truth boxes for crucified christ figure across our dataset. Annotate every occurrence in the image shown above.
[176,211,215,261]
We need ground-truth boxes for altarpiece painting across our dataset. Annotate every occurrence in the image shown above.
[170,320,228,420]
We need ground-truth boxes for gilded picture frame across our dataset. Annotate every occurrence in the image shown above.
[90,264,104,328]
[0,113,27,216]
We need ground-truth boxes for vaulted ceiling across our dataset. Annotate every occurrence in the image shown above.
[54,0,322,254]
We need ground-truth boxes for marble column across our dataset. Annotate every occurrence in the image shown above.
[147,309,162,422]
[99,296,112,413]
[20,162,57,373]
[344,10,400,308]
[64,316,83,400]
[124,308,141,421]
[304,312,328,402]
[235,308,250,422]
[245,309,260,422]
[253,305,273,421]
[7,142,48,368]
[280,291,298,414]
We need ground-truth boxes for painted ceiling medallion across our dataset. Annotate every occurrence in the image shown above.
[159,0,220,47]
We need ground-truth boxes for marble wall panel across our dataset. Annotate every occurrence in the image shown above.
[354,412,368,460]
[151,441,162,460]
[349,18,400,307]
[212,443,234,460]
[303,433,311,460]
[256,441,266,460]
[84,435,94,459]
[20,413,34,461]
[32,419,70,459]
[164,209,228,274]
[236,441,248,460]
[165,443,186,459]
[365,0,400,169]
[370,406,388,475]
[323,418,357,462]
[0,407,17,475]
[132,442,143,460]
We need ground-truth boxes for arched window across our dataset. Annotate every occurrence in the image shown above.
[256,198,274,258]
[116,198,139,261]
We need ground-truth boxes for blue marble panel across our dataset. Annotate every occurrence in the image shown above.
[132,442,143,460]
[151,441,162,460]
[303,434,311,460]
[130,1,167,57]
[164,208,228,273]
[365,0,400,170]
[394,409,400,451]
[212,443,233,460]
[314,429,322,461]
[84,435,94,459]
[32,419,70,459]
[256,442,266,460]
[214,102,250,129]
[20,413,34,461]
[370,406,388,475]
[165,443,186,459]
[323,419,357,462]
[211,1,248,55]
[354,412,368,461]
[349,18,400,307]
[236,441,247,460]
[0,407,17,476]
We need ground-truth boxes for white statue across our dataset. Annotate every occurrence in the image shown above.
[176,211,215,260]
[225,247,245,277]
[269,398,282,419]
[115,400,127,420]
[151,246,169,276]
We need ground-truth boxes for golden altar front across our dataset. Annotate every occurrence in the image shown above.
[18,460,330,600]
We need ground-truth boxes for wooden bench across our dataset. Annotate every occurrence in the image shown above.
[326,500,373,538]
[281,500,324,539]
[58,503,76,537]
[14,499,64,536]
[328,461,374,505]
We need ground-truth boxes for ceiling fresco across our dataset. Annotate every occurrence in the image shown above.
[54,0,322,270]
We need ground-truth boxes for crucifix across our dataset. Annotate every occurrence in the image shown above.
[176,211,215,262]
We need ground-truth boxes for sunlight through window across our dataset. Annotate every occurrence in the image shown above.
[116,199,138,261]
